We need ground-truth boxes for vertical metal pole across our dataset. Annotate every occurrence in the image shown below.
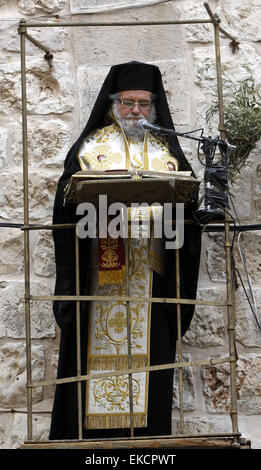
[75,232,83,439]
[213,15,226,141]
[175,231,184,434]
[213,16,239,435]
[225,224,239,434]
[125,237,134,437]
[18,19,33,441]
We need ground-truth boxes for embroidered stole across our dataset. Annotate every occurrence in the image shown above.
[85,236,152,429]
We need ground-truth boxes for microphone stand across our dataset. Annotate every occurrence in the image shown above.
[153,125,234,224]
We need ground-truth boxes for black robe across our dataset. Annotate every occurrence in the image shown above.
[49,62,202,440]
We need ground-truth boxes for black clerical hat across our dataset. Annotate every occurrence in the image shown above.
[112,61,159,93]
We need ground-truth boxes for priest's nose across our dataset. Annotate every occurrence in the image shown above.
[131,103,141,114]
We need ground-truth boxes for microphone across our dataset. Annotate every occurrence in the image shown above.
[137,119,237,151]
[137,119,173,135]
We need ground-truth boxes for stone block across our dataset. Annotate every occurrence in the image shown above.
[0,228,24,275]
[77,65,109,131]
[180,0,212,44]
[0,413,12,448]
[254,161,261,195]
[235,287,261,348]
[172,354,195,411]
[18,0,66,14]
[10,413,51,448]
[0,280,55,339]
[229,166,253,219]
[70,0,178,14]
[32,230,56,277]
[0,58,75,115]
[0,22,67,58]
[183,287,226,347]
[51,351,59,380]
[205,232,226,283]
[9,118,71,168]
[0,342,45,408]
[234,231,261,285]
[0,127,8,168]
[27,119,70,168]
[0,423,3,445]
[0,170,58,221]
[72,19,185,67]
[159,60,191,128]
[202,354,261,415]
[172,415,231,435]
[193,43,261,99]
[185,23,213,43]
[216,0,261,42]
[255,199,261,220]
[238,416,261,449]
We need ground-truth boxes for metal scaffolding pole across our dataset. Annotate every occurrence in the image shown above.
[207,5,239,437]
[16,2,242,447]
[75,233,83,439]
[18,20,33,442]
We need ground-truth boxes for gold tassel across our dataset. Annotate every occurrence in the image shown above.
[84,414,147,430]
[98,265,126,285]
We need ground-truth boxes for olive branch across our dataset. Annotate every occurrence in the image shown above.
[206,67,261,183]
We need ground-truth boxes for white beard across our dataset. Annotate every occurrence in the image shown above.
[112,102,157,141]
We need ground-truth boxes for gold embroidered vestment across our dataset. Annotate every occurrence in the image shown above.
[77,122,179,429]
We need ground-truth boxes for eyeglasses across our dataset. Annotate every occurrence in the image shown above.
[117,99,152,109]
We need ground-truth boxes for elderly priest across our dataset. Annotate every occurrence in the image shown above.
[49,61,201,440]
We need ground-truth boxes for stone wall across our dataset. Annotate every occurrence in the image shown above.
[0,0,260,449]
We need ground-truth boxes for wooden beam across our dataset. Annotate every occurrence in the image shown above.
[20,436,251,450]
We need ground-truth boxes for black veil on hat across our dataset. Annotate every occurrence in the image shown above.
[61,61,192,182]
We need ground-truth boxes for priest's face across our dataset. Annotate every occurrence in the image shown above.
[112,89,156,139]
[117,89,153,120]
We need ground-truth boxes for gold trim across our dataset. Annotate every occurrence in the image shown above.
[84,414,147,430]
[143,132,149,170]
[88,355,148,371]
[77,148,85,171]
[110,109,131,170]
[98,265,126,285]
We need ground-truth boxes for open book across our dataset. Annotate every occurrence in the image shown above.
[64,169,199,206]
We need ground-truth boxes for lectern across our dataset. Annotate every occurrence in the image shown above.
[65,170,200,207]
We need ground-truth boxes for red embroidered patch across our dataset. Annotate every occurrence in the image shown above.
[167,161,176,171]
[97,154,106,162]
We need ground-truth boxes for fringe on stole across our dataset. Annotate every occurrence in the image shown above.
[84,414,147,430]
[98,265,126,285]
[88,355,148,371]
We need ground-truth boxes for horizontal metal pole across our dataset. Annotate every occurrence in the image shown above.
[0,408,50,414]
[19,218,238,231]
[29,294,227,307]
[21,19,213,28]
[18,222,261,232]
[21,223,76,230]
[29,355,236,388]
[23,432,241,442]
[19,15,237,43]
